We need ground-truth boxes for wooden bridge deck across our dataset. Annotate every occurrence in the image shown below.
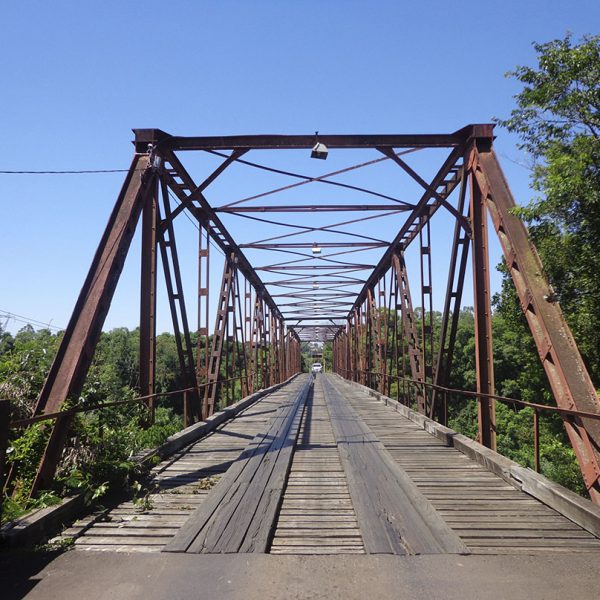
[64,374,600,555]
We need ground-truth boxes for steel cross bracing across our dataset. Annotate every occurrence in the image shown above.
[24,125,600,505]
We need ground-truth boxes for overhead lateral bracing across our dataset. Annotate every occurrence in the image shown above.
[25,124,600,505]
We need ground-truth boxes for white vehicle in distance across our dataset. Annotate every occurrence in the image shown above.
[311,362,323,373]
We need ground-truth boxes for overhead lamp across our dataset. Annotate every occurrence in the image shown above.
[311,131,328,160]
[313,282,319,289]
[312,243,322,255]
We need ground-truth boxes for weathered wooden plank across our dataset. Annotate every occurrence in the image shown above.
[229,398,306,553]
[270,547,364,554]
[339,375,600,555]
[164,378,311,553]
[75,536,168,545]
[71,380,302,553]
[469,547,600,555]
[322,377,469,555]
[464,537,600,547]
[268,379,366,554]
[75,544,162,553]
[83,526,180,537]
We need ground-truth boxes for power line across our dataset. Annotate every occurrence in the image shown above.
[0,168,143,175]
[0,310,63,332]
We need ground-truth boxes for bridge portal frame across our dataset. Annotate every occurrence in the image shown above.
[23,125,600,503]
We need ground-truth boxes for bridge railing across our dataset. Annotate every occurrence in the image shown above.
[0,372,258,515]
[7,372,255,431]
[337,368,600,481]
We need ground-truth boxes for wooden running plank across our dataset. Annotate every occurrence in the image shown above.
[321,376,469,555]
[164,378,311,554]
[338,377,600,554]
[270,380,365,554]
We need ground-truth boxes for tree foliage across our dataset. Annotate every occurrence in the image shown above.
[496,33,600,378]
[0,325,184,522]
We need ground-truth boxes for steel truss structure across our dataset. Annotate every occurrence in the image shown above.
[28,125,600,503]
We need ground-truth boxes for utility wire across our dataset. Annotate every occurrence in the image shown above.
[0,310,63,332]
[0,168,142,175]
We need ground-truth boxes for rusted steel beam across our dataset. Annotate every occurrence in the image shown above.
[392,253,426,412]
[256,265,374,271]
[244,280,253,386]
[470,145,600,501]
[366,288,376,390]
[470,168,496,450]
[30,155,156,495]
[264,279,367,286]
[217,204,412,213]
[158,150,284,322]
[196,226,210,387]
[157,179,201,420]
[34,155,154,416]
[240,242,387,249]
[204,255,236,417]
[432,168,470,424]
[249,295,265,391]
[348,143,468,316]
[139,181,158,422]
[291,324,341,328]
[167,149,248,224]
[232,268,250,397]
[279,302,350,310]
[133,125,494,152]
[419,216,434,416]
[351,310,360,383]
[378,147,471,233]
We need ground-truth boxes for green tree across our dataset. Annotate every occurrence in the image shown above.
[496,33,600,379]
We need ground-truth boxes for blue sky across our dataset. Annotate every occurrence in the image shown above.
[1,1,598,335]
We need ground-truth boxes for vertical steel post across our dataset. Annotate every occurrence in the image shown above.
[204,254,236,417]
[140,181,158,423]
[392,266,401,403]
[470,170,496,450]
[432,167,470,424]
[196,226,210,392]
[392,253,426,413]
[157,178,200,419]
[419,215,434,415]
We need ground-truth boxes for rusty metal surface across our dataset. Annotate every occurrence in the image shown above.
[157,177,200,418]
[469,166,497,450]
[139,184,158,419]
[470,145,600,501]
[133,124,494,152]
[31,155,156,493]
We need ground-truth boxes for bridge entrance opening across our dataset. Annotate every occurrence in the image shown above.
[19,126,600,504]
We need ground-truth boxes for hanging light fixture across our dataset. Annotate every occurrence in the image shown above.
[312,243,322,254]
[313,282,319,289]
[311,131,328,160]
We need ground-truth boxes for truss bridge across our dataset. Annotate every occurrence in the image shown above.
[3,126,600,599]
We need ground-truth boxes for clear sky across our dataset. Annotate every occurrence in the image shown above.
[1,1,598,335]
